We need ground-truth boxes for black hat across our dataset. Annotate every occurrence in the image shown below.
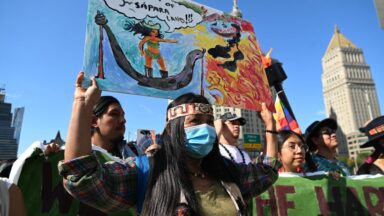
[304,118,337,151]
[220,112,246,126]
[360,116,384,148]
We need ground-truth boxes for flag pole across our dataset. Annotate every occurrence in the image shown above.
[265,62,297,120]
[97,21,105,79]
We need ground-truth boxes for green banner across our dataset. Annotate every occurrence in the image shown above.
[251,174,384,215]
[16,148,135,216]
[13,147,384,215]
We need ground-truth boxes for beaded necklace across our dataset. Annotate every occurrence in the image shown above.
[220,143,246,164]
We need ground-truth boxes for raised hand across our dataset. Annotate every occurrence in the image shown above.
[95,11,108,26]
[260,102,275,130]
[74,71,101,107]
[43,142,60,156]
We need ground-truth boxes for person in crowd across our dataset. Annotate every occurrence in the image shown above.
[59,72,280,215]
[357,115,384,175]
[215,112,252,164]
[0,177,26,216]
[91,95,143,158]
[276,130,308,173]
[304,118,351,176]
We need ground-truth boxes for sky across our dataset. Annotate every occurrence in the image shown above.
[0,0,383,155]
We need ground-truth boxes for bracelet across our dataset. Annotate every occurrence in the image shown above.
[265,130,278,134]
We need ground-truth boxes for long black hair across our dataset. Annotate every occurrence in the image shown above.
[124,21,164,39]
[141,93,240,215]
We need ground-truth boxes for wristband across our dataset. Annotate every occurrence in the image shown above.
[265,130,278,134]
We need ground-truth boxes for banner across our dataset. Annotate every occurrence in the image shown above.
[251,173,384,216]
[13,144,384,215]
[83,0,273,111]
[10,144,135,216]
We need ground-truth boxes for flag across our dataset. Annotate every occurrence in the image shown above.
[273,94,302,134]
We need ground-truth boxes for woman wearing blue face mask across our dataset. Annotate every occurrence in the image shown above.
[59,72,280,216]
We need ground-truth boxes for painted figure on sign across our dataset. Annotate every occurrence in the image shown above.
[94,11,204,90]
[207,16,244,72]
[124,21,178,78]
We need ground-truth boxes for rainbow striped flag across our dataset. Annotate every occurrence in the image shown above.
[273,94,302,134]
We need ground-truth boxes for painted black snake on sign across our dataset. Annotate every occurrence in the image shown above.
[95,12,205,91]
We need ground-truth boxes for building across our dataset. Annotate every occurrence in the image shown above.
[346,132,371,159]
[0,88,18,160]
[43,131,66,147]
[12,107,24,146]
[322,26,381,156]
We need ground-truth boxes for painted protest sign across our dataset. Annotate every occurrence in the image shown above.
[10,146,135,216]
[84,0,273,111]
[252,174,384,216]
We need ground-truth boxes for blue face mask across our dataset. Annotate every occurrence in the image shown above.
[184,124,217,158]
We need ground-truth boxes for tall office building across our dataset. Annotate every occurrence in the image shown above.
[322,26,381,157]
[12,107,25,146]
[0,88,18,160]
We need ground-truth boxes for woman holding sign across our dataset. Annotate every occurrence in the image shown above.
[59,72,280,215]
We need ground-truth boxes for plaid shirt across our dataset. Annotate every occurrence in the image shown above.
[58,154,280,213]
[311,154,351,176]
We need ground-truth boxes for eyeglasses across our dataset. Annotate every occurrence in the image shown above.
[320,128,336,136]
[282,143,309,152]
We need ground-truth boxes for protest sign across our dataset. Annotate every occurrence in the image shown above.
[10,144,135,216]
[251,173,384,216]
[84,0,273,111]
[9,143,384,215]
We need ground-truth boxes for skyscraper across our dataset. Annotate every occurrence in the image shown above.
[322,26,381,157]
[0,88,18,160]
[12,107,25,146]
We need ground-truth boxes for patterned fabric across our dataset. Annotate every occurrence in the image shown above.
[310,154,351,176]
[273,94,302,134]
[167,103,213,121]
[239,156,281,201]
[58,155,138,212]
[58,154,280,214]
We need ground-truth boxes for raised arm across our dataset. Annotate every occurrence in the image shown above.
[158,38,178,43]
[64,72,101,161]
[260,102,277,158]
